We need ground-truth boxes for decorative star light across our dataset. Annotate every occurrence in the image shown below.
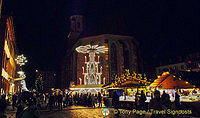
[76,45,108,54]
[15,54,28,66]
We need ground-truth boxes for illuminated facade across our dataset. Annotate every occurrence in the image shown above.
[61,34,143,88]
[0,17,18,95]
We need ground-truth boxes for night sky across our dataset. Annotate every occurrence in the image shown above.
[2,0,199,71]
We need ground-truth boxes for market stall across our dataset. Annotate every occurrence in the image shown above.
[103,70,150,103]
[149,72,199,102]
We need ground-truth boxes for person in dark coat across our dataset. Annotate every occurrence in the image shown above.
[0,95,8,118]
[49,94,54,111]
[165,93,171,109]
[16,99,24,118]
[68,93,73,106]
[112,91,119,109]
[95,94,97,106]
[17,91,40,118]
[161,91,167,104]
[98,92,102,107]
[32,93,37,106]
[149,90,162,118]
[54,93,58,108]
[135,91,140,109]
[88,93,92,107]
[139,90,146,109]
[12,94,18,110]
[57,92,63,111]
[175,92,180,109]
[83,93,87,106]
[91,94,96,108]
[65,93,69,107]
[79,93,83,106]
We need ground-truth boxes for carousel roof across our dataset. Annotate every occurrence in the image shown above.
[149,72,196,89]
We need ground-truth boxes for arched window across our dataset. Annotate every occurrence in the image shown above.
[110,43,117,76]
[74,52,78,84]
[119,41,130,70]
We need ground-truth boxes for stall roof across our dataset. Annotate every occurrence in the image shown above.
[150,73,196,89]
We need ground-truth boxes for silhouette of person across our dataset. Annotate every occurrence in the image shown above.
[175,92,180,109]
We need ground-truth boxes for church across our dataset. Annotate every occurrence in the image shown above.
[60,15,143,92]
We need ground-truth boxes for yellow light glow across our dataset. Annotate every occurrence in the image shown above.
[4,40,11,58]
[1,68,9,80]
[186,70,191,72]
[4,40,15,67]
[162,71,170,76]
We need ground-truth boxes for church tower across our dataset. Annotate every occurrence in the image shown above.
[67,15,85,45]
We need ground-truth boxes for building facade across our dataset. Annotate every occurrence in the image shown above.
[0,17,18,95]
[0,0,2,19]
[156,52,200,75]
[35,70,56,92]
[156,63,187,74]
[60,15,143,89]
[61,34,143,88]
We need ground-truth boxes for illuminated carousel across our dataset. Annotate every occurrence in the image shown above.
[70,44,108,94]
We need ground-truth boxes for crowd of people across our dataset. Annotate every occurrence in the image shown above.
[0,91,106,118]
[47,91,104,110]
[0,91,40,118]
[0,89,181,118]
[148,90,180,110]
[131,90,181,111]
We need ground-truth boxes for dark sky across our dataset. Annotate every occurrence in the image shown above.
[2,0,200,70]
